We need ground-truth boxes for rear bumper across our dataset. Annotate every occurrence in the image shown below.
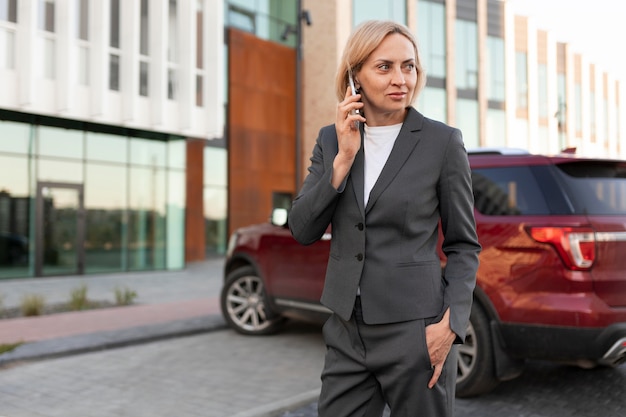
[499,322,626,365]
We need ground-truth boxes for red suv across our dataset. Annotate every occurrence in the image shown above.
[221,150,626,397]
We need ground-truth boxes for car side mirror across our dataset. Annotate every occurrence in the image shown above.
[271,208,288,227]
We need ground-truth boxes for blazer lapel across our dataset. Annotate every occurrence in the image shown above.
[365,108,425,214]
[350,133,366,217]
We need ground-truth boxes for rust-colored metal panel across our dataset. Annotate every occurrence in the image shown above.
[185,138,206,262]
[227,28,297,235]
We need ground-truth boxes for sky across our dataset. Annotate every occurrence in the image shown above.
[508,0,626,80]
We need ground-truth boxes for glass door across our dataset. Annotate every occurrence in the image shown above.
[36,182,85,277]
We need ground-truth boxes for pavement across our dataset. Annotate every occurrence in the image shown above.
[0,257,321,417]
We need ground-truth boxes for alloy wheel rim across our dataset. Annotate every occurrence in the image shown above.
[457,322,477,383]
[226,275,272,332]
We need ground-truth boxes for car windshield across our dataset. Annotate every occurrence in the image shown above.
[555,161,626,215]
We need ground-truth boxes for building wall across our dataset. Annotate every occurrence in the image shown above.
[227,28,297,234]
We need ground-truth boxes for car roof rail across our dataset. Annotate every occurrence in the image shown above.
[467,147,530,155]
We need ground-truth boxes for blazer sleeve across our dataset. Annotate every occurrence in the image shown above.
[438,129,481,343]
[288,126,344,246]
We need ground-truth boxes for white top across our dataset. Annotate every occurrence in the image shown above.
[363,123,402,206]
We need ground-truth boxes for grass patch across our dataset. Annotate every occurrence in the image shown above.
[0,342,23,355]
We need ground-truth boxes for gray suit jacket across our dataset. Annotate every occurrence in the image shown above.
[289,108,480,341]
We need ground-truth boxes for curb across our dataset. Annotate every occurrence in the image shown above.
[0,315,227,368]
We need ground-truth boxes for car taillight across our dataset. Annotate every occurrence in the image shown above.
[527,226,596,270]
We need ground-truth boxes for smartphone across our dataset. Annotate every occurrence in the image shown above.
[347,68,360,129]
[348,71,360,116]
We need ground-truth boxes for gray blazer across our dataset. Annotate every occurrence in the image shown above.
[288,108,480,341]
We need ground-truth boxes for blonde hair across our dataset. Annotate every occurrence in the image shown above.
[335,20,426,105]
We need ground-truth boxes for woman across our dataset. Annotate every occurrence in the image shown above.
[288,20,480,417]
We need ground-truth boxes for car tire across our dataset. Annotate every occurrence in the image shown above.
[220,266,285,335]
[455,302,500,398]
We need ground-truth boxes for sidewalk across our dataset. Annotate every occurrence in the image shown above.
[0,257,227,365]
[0,257,325,417]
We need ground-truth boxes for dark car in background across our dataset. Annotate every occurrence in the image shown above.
[221,150,626,397]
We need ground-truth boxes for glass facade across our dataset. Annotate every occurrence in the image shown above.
[487,36,505,102]
[486,108,506,147]
[204,146,227,256]
[515,51,528,109]
[417,86,447,123]
[455,20,478,91]
[456,98,479,147]
[353,0,406,25]
[0,115,186,279]
[226,0,297,47]
[418,1,446,79]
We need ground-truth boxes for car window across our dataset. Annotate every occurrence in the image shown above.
[554,161,626,215]
[472,167,550,215]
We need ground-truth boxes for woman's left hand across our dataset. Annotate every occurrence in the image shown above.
[425,308,456,389]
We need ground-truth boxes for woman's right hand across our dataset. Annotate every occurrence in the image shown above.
[332,87,365,189]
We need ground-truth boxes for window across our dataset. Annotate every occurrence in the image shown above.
[75,0,89,85]
[456,98,479,147]
[487,36,505,102]
[515,52,528,109]
[0,0,17,69]
[0,0,17,22]
[556,161,626,215]
[353,0,406,25]
[226,0,297,46]
[486,109,506,147]
[195,0,204,106]
[109,0,120,91]
[590,91,596,138]
[167,0,178,100]
[536,64,548,119]
[417,1,445,79]
[38,0,56,79]
[472,167,550,215]
[417,86,446,123]
[456,20,478,90]
[139,0,149,96]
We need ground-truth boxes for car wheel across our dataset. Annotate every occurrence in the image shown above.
[455,302,500,397]
[220,266,285,335]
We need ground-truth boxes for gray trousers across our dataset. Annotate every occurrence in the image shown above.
[318,298,457,417]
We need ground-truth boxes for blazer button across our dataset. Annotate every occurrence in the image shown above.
[357,222,364,231]
[356,253,363,261]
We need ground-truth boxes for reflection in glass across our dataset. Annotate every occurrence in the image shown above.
[130,138,166,167]
[38,159,83,183]
[86,131,127,163]
[40,186,82,276]
[418,1,446,79]
[39,125,84,159]
[204,146,226,186]
[85,163,127,273]
[168,138,186,169]
[417,87,447,123]
[486,109,506,147]
[0,120,32,154]
[204,187,227,256]
[167,170,185,268]
[128,166,166,270]
[0,155,31,278]
[353,0,405,25]
[455,20,478,90]
[456,98,479,147]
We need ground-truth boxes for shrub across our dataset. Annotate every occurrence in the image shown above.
[114,286,137,306]
[69,284,89,311]
[20,294,45,317]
